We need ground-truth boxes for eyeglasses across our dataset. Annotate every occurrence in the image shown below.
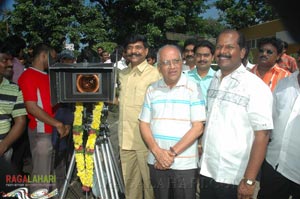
[159,59,182,68]
[259,48,274,55]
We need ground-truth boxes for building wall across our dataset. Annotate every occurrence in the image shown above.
[239,19,300,64]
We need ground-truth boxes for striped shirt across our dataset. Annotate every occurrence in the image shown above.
[139,74,206,170]
[251,63,291,91]
[0,78,27,135]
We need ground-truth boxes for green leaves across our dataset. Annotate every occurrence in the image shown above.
[215,0,278,29]
[3,0,228,51]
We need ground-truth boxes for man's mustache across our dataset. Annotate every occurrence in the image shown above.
[185,55,194,59]
[259,55,268,59]
[128,53,141,57]
[217,54,231,59]
[197,61,207,64]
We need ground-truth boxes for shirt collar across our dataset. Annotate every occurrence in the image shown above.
[0,77,9,88]
[189,67,215,78]
[207,67,216,77]
[29,67,48,75]
[129,60,149,73]
[215,64,246,80]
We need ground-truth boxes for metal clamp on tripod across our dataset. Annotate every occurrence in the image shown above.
[60,104,124,199]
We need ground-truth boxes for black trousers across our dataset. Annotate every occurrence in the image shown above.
[199,175,238,199]
[149,164,197,199]
[258,160,300,199]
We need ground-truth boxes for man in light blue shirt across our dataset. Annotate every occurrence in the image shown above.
[186,40,216,103]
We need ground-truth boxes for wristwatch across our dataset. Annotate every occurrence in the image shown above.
[244,178,256,186]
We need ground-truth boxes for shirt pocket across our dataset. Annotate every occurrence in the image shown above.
[134,86,147,106]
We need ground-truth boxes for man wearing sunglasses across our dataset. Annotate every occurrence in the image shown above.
[250,37,290,91]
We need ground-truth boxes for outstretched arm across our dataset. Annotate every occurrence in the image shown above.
[25,101,68,137]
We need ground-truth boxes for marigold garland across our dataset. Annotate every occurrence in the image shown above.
[73,102,104,190]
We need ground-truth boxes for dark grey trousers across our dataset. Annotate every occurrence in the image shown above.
[28,128,53,192]
[149,164,197,199]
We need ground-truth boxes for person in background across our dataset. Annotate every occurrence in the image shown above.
[57,49,76,64]
[97,46,104,62]
[297,49,300,68]
[77,46,100,63]
[182,38,198,71]
[0,42,27,163]
[199,29,273,199]
[52,49,75,195]
[18,43,69,192]
[118,34,160,199]
[250,37,290,91]
[186,40,216,103]
[24,44,34,69]
[277,40,298,73]
[139,44,205,199]
[1,35,27,83]
[101,50,112,63]
[1,36,30,175]
[186,40,216,159]
[146,48,157,66]
[257,56,300,199]
[111,45,128,70]
[242,44,255,71]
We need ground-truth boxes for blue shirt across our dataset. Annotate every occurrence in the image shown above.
[186,67,216,103]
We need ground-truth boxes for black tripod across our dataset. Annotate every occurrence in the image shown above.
[60,104,124,199]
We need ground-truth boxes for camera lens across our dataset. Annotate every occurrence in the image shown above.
[76,74,100,93]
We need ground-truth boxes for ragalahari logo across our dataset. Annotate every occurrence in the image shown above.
[5,175,56,185]
[1,187,58,199]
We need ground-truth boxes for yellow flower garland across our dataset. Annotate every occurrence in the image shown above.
[73,102,104,190]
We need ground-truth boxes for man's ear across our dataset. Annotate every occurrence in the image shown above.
[240,48,246,60]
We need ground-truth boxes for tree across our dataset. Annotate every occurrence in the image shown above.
[215,0,278,29]
[0,13,10,40]
[91,0,218,47]
[5,0,226,51]
[8,0,107,51]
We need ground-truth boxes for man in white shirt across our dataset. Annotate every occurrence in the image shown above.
[139,45,205,199]
[258,69,300,199]
[199,29,273,199]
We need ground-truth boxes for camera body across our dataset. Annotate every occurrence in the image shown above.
[49,62,116,105]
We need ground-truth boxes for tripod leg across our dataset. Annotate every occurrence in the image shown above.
[107,136,125,195]
[103,136,119,199]
[59,151,76,199]
[94,144,108,199]
[101,140,117,199]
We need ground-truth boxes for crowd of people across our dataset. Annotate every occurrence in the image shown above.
[0,28,299,199]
